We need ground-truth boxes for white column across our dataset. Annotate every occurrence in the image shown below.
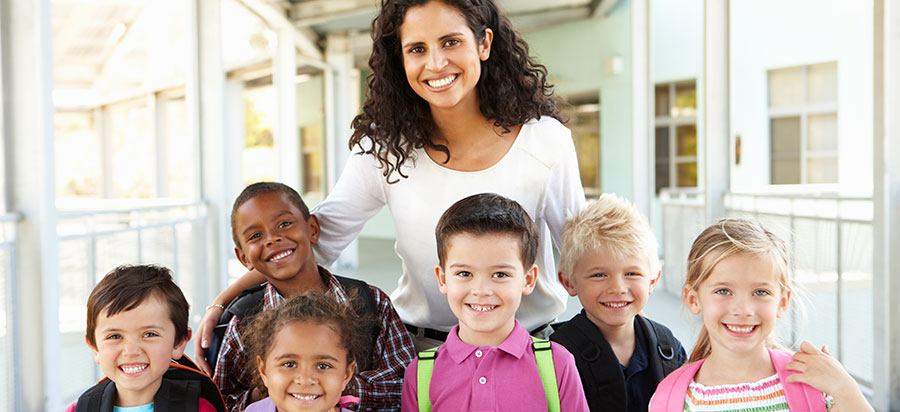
[325,32,360,270]
[188,0,237,297]
[703,0,729,222]
[150,93,169,197]
[631,0,651,217]
[274,26,300,189]
[2,0,61,410]
[96,107,114,198]
[872,0,900,409]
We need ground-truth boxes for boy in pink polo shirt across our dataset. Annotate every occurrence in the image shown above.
[401,193,589,411]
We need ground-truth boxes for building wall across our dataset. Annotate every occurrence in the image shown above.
[524,0,635,200]
[730,0,873,191]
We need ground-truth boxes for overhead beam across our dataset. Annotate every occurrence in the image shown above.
[590,0,620,18]
[238,0,324,61]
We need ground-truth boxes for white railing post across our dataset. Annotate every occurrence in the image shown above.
[872,0,900,409]
[703,0,729,223]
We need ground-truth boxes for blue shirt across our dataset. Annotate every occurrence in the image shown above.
[113,403,154,412]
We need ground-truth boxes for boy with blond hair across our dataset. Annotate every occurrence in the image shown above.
[550,194,685,412]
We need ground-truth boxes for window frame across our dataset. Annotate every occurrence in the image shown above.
[767,62,839,185]
[654,79,699,193]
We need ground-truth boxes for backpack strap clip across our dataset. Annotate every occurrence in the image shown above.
[531,337,560,412]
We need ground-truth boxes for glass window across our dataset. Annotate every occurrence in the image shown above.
[55,112,102,198]
[768,63,838,184]
[243,83,277,186]
[161,96,197,198]
[301,124,324,195]
[107,101,156,198]
[654,80,698,193]
[561,92,601,197]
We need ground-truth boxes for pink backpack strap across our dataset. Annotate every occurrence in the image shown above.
[769,349,827,412]
[648,359,704,412]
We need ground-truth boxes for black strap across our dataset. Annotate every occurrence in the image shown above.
[636,315,680,379]
[75,365,221,412]
[551,313,626,411]
[334,274,380,371]
[75,379,116,412]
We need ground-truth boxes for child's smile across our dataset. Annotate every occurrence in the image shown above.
[435,232,536,347]
[90,295,188,407]
[234,191,321,292]
[257,321,355,412]
[686,253,790,360]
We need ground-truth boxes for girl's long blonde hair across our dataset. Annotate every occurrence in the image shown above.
[683,218,794,363]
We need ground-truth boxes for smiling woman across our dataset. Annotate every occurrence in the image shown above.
[198,0,586,362]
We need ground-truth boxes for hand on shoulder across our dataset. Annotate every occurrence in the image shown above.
[784,341,873,412]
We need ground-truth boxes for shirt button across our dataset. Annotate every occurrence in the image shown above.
[475,350,483,357]
[478,376,487,385]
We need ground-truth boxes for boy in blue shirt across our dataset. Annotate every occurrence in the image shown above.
[550,194,686,412]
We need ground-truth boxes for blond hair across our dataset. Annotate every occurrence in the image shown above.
[683,218,794,363]
[559,193,660,283]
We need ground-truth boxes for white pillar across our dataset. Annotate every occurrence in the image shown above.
[274,26,300,189]
[187,0,237,297]
[2,0,61,410]
[325,32,360,270]
[703,0,729,222]
[631,0,651,217]
[872,0,900,409]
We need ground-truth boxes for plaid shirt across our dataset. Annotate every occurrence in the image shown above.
[212,266,415,412]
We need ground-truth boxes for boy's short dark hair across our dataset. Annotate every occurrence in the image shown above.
[435,193,539,268]
[86,264,190,348]
[230,182,311,248]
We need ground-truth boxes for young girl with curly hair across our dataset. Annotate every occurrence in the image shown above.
[198,0,585,360]
[243,292,367,412]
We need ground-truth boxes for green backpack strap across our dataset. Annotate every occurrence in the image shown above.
[417,347,439,412]
[532,336,560,412]
[416,339,560,412]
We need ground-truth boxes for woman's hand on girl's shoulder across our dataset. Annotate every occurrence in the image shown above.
[785,341,874,412]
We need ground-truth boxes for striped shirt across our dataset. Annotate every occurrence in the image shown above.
[213,266,415,412]
[685,374,833,411]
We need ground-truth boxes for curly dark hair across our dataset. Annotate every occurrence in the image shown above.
[242,292,368,397]
[351,0,562,183]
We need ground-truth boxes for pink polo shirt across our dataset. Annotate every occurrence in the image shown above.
[401,320,589,412]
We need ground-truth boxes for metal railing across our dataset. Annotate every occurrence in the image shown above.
[659,188,874,388]
[56,201,210,402]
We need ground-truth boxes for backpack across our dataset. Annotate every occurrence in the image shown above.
[548,313,681,411]
[205,273,379,371]
[75,355,227,412]
[416,336,560,412]
[648,348,826,412]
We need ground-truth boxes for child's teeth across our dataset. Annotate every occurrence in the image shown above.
[427,75,456,88]
[725,324,755,333]
[291,394,319,401]
[469,304,496,312]
[269,250,293,261]
[604,302,628,308]
[120,364,147,374]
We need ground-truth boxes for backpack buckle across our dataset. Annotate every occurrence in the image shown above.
[658,345,675,360]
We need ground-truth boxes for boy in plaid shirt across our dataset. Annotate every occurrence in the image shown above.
[213,182,415,411]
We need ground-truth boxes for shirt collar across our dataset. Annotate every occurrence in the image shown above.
[444,320,531,364]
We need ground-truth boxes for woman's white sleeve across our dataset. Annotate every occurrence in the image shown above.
[543,132,587,250]
[311,153,387,265]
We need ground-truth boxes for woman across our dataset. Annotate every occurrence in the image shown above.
[196,0,585,367]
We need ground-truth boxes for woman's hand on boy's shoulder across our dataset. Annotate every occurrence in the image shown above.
[785,341,873,412]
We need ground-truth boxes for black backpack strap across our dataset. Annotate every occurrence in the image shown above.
[334,274,380,371]
[75,379,116,412]
[169,356,229,412]
[637,315,681,380]
[153,378,200,412]
[550,313,626,411]
[206,283,267,367]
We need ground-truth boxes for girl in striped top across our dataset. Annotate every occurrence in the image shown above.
[648,219,873,412]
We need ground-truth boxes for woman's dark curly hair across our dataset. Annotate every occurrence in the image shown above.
[350,0,562,183]
[243,292,368,397]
